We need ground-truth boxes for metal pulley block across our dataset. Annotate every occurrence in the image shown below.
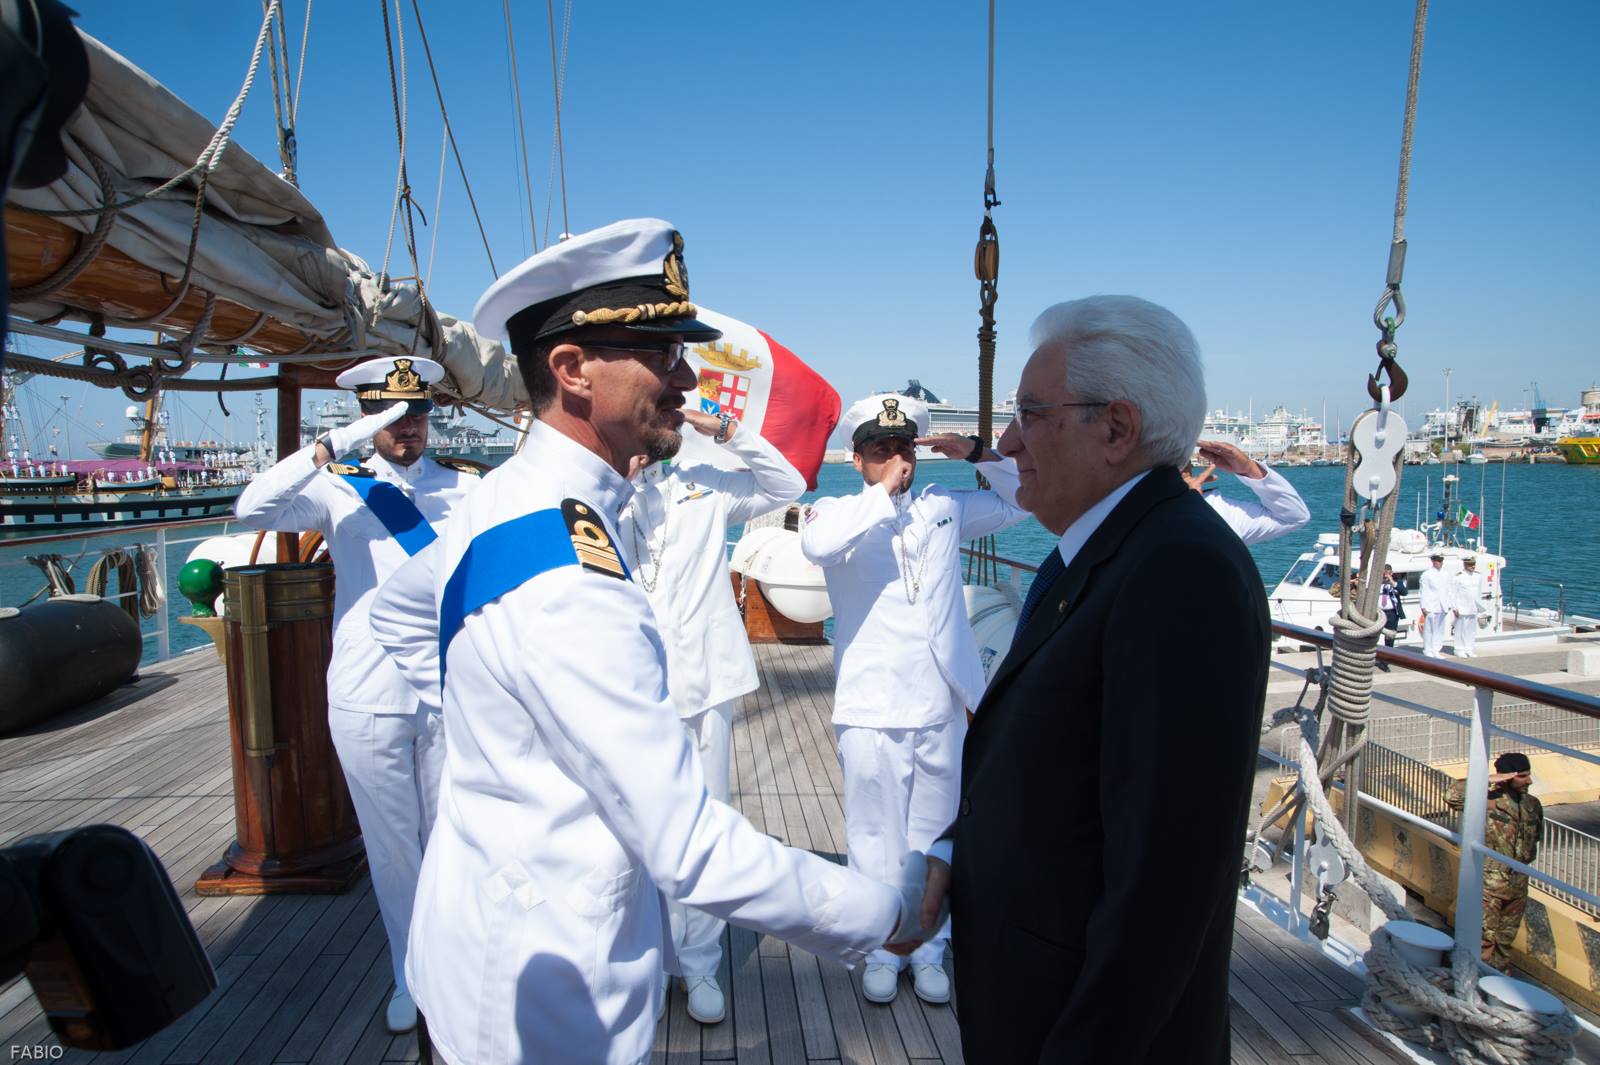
[1348,402,1407,504]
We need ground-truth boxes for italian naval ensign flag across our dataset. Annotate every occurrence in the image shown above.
[673,307,840,489]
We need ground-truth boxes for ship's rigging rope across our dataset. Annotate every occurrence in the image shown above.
[408,0,499,277]
[503,0,541,255]
[543,0,572,245]
[966,0,1001,591]
[261,0,297,185]
[1245,2,1577,1059]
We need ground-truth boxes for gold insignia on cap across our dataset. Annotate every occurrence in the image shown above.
[356,358,429,401]
[663,230,690,299]
[877,398,908,429]
[561,499,627,580]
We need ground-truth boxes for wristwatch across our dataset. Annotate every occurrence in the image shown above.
[964,434,985,463]
[714,412,734,443]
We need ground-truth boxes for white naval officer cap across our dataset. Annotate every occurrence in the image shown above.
[334,355,445,413]
[841,392,929,450]
[472,218,723,350]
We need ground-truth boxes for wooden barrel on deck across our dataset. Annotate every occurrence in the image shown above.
[195,563,366,895]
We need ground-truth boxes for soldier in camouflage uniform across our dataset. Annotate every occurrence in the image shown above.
[1449,751,1544,970]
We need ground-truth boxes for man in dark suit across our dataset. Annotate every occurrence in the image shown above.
[909,295,1270,1063]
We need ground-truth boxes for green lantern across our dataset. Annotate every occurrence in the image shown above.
[178,558,225,618]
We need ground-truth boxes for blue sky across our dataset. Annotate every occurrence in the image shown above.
[8,0,1598,452]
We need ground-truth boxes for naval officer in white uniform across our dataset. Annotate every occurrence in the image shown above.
[1183,439,1311,545]
[233,355,478,1033]
[369,220,936,1065]
[800,394,1029,1006]
[1418,551,1450,657]
[1451,555,1487,657]
[619,408,806,1024]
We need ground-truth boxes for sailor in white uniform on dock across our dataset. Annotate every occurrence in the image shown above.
[799,393,1028,1006]
[1184,439,1311,545]
[1419,551,1450,658]
[368,220,932,1065]
[233,355,478,1034]
[619,407,806,1025]
[1452,555,1486,657]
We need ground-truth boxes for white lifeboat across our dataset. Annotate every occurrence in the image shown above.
[964,583,1020,687]
[729,526,832,623]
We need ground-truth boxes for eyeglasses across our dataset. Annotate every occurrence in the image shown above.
[1010,400,1107,427]
[589,342,687,374]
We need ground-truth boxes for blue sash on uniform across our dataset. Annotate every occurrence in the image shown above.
[437,508,572,681]
[338,473,437,557]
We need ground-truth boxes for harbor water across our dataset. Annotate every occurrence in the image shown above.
[1,458,1595,664]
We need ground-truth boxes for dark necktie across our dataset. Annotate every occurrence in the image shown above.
[1017,547,1065,628]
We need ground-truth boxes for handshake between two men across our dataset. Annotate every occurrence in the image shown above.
[884,850,953,954]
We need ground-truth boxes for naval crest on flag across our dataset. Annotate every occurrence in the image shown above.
[698,369,752,418]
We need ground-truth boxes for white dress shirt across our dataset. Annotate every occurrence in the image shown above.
[1205,464,1311,546]
[233,445,475,713]
[385,420,898,1065]
[800,459,1029,728]
[1054,470,1151,571]
[620,429,805,718]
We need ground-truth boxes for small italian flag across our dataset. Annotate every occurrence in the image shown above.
[1456,504,1481,530]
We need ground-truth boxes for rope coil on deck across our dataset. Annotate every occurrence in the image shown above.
[1364,927,1581,1064]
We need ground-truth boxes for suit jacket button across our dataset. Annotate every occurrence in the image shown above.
[959,798,971,816]
[1057,599,1068,613]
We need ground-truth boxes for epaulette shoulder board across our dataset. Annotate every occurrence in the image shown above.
[560,498,628,580]
[433,456,486,477]
[328,462,374,477]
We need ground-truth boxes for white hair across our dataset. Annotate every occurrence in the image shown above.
[1027,295,1205,468]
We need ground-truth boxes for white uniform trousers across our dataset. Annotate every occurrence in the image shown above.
[835,715,964,969]
[1422,611,1449,657]
[1454,612,1478,655]
[667,700,734,978]
[328,703,446,990]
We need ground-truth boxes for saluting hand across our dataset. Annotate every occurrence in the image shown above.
[316,400,410,466]
[916,433,981,461]
[1196,439,1265,479]
[682,408,734,439]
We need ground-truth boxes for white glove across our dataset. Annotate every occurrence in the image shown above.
[323,401,410,458]
[888,850,949,946]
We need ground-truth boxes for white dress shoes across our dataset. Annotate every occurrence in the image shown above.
[911,963,950,1004]
[685,975,726,1024]
[862,963,899,1003]
[385,988,417,1034]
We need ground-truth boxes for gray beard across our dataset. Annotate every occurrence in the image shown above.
[644,429,682,464]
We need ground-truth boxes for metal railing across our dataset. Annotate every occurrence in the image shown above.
[1264,622,1600,988]
[0,516,241,665]
[1281,737,1600,918]
[1364,701,1600,765]
[1501,574,1568,627]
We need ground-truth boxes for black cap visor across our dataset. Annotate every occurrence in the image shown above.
[852,423,919,450]
[359,397,433,416]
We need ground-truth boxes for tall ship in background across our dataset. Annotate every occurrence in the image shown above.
[1,374,251,531]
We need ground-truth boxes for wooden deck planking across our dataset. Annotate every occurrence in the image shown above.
[0,644,1411,1064]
